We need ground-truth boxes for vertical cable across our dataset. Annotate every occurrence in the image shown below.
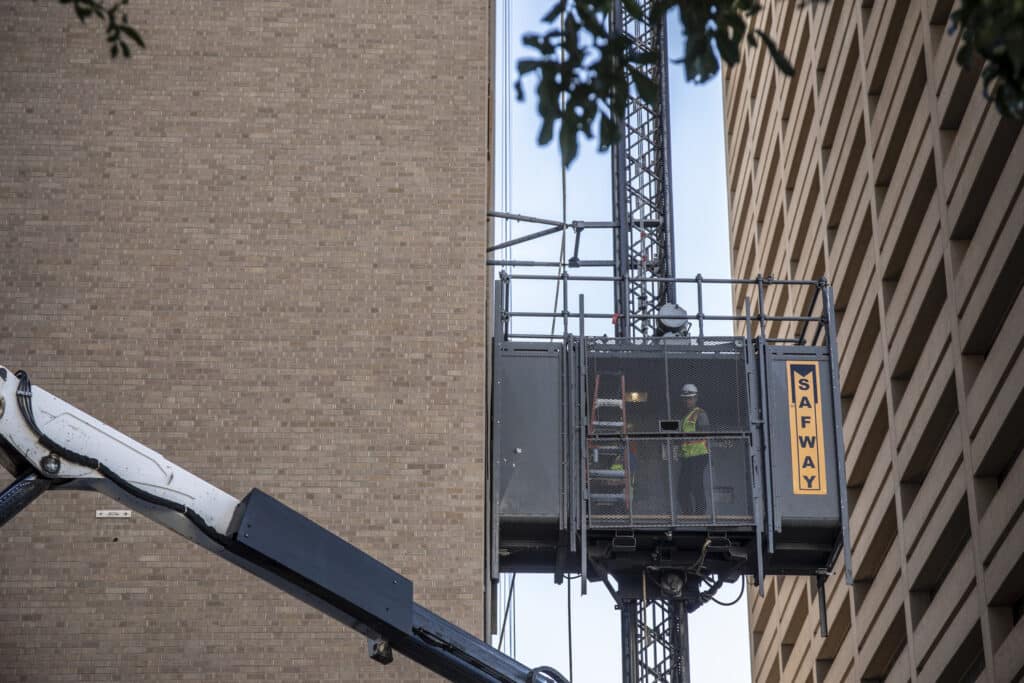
[550,4,570,337]
[566,575,575,681]
[511,572,517,659]
[498,572,517,654]
[498,573,505,652]
[502,0,512,268]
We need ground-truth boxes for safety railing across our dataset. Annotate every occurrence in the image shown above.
[493,272,837,347]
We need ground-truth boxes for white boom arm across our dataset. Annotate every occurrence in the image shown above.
[0,367,237,550]
[0,367,566,683]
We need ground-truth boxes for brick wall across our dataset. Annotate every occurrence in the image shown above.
[0,2,490,680]
[724,1,1024,681]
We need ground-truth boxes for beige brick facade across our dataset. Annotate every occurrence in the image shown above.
[0,1,490,680]
[724,1,1024,681]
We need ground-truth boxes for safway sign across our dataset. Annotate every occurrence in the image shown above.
[786,361,827,495]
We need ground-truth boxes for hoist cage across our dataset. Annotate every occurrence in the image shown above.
[487,275,852,598]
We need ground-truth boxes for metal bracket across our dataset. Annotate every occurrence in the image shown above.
[816,572,829,637]
[367,637,393,665]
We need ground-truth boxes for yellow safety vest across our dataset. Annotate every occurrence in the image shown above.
[680,407,709,458]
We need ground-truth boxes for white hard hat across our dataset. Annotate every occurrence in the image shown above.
[681,383,698,397]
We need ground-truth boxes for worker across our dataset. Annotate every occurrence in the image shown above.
[678,383,710,515]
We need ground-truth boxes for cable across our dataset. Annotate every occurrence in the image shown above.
[528,665,571,683]
[502,0,512,267]
[566,574,574,681]
[498,572,517,653]
[511,571,517,659]
[687,537,712,574]
[549,2,570,338]
[707,576,745,607]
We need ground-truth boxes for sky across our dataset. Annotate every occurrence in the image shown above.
[491,2,752,682]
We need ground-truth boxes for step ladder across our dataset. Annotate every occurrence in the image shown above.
[587,373,632,519]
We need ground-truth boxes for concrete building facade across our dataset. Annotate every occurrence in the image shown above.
[0,2,490,681]
[724,1,1024,681]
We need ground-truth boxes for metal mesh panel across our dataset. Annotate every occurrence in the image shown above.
[664,348,748,434]
[586,338,748,435]
[588,437,752,529]
[585,339,753,530]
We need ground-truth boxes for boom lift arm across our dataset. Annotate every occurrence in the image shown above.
[0,367,566,683]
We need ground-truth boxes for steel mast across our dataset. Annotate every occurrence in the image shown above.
[610,3,688,681]
[611,0,676,341]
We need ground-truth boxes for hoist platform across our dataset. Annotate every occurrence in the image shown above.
[486,275,852,604]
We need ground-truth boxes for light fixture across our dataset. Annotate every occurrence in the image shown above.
[657,302,692,335]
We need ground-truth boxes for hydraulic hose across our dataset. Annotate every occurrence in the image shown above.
[0,472,50,528]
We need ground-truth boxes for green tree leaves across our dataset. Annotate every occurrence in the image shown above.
[514,0,638,166]
[519,0,1024,167]
[516,1,799,166]
[951,0,1024,120]
[58,0,145,58]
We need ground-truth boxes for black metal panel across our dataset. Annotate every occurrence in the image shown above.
[230,489,414,636]
[492,342,563,523]
[762,347,843,573]
[764,348,841,525]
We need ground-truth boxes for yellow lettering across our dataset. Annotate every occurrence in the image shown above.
[787,362,827,495]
